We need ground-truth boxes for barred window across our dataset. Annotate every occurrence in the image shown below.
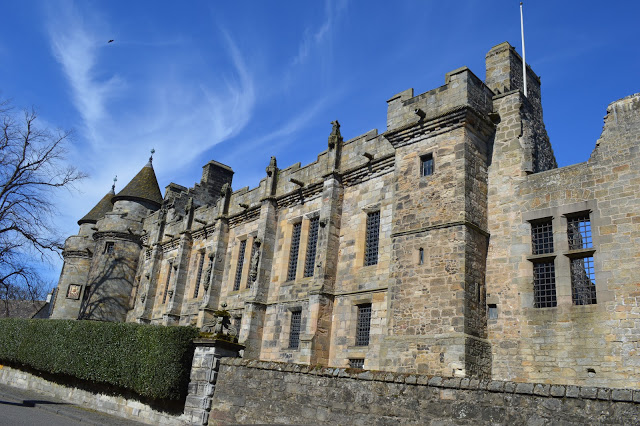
[162,262,173,304]
[193,252,205,298]
[570,256,597,305]
[533,261,557,308]
[304,217,320,277]
[531,220,554,254]
[289,311,301,349]
[420,153,434,176]
[356,303,372,346]
[349,358,364,369]
[233,240,247,291]
[364,211,380,266]
[287,223,302,281]
[104,242,114,254]
[567,215,593,250]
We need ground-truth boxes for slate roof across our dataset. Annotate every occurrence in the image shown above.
[77,188,115,225]
[112,161,163,208]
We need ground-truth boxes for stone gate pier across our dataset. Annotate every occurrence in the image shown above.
[183,338,244,425]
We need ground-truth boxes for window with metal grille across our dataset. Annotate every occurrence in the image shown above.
[233,240,247,291]
[571,256,597,305]
[356,303,372,346]
[533,261,557,308]
[193,252,205,298]
[104,242,114,254]
[531,220,554,254]
[304,217,320,277]
[289,311,301,349]
[567,215,593,250]
[420,153,434,176]
[287,223,302,281]
[364,211,380,266]
[162,262,173,304]
[349,358,364,369]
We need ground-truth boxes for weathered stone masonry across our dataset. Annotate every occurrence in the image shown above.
[52,41,640,390]
[209,359,640,425]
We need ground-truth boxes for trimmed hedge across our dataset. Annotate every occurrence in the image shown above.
[0,319,199,401]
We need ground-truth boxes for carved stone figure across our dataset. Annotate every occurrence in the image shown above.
[330,120,340,135]
[200,304,238,341]
[249,238,261,282]
[221,183,231,197]
[203,257,213,291]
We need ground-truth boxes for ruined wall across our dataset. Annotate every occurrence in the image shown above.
[487,92,640,388]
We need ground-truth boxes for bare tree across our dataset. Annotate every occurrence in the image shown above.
[0,98,85,316]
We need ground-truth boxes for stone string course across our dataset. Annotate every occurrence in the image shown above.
[211,359,640,425]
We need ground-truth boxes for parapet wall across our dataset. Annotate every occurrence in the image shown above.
[210,359,640,425]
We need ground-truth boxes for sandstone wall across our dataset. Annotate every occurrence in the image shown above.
[209,359,640,425]
[486,93,640,388]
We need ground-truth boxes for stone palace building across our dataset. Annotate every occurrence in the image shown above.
[51,42,640,390]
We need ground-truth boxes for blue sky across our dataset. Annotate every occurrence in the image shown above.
[1,1,638,283]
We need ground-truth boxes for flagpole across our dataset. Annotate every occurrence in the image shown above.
[520,2,527,97]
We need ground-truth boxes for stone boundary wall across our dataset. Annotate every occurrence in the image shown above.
[211,359,640,425]
[0,365,184,425]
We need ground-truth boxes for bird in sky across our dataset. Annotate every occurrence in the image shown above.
[107,39,114,43]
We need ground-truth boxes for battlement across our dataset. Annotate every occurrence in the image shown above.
[485,41,542,110]
[386,66,494,131]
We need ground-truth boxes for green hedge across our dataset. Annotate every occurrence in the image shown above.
[0,319,199,401]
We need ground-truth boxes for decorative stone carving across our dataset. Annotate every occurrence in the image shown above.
[221,183,231,197]
[249,238,261,282]
[328,119,343,148]
[200,303,238,342]
[203,256,213,291]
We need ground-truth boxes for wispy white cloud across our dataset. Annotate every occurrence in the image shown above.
[47,5,123,143]
[45,1,256,239]
[223,94,331,162]
[292,0,347,66]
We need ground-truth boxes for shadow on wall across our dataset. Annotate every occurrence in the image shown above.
[78,255,138,321]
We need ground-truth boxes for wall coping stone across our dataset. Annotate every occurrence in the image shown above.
[218,358,640,403]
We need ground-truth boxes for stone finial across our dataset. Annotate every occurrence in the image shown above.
[221,183,231,198]
[266,156,277,176]
[263,157,279,199]
[328,120,342,149]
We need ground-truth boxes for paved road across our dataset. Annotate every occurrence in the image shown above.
[0,383,145,426]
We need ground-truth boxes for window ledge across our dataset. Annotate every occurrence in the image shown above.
[563,248,596,259]
[526,253,556,262]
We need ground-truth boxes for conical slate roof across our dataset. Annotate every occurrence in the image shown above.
[111,160,163,208]
[77,188,115,226]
